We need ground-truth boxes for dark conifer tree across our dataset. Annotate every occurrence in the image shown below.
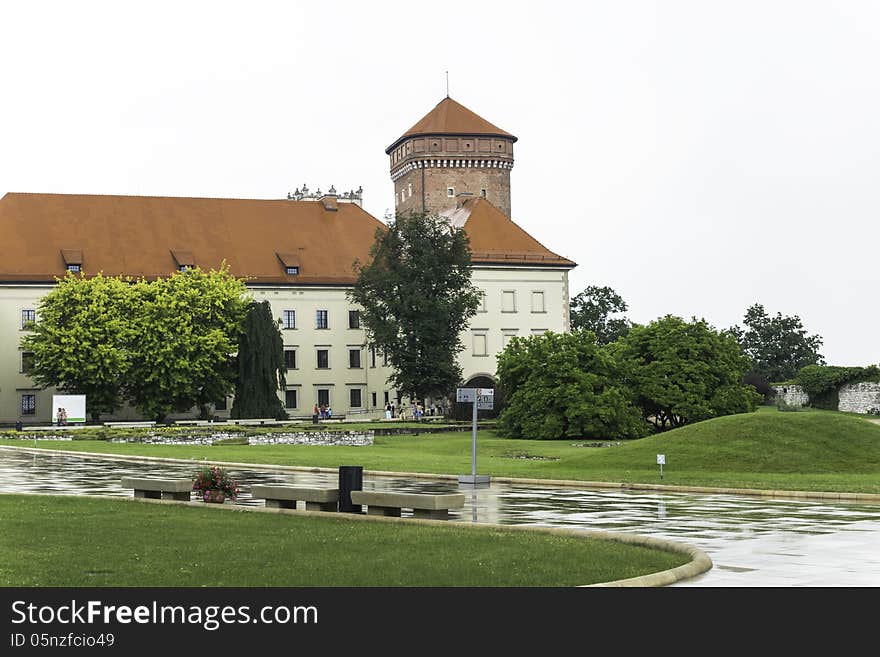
[231,301,287,419]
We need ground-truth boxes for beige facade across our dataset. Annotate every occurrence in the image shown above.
[0,266,569,424]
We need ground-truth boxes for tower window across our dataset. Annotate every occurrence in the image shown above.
[480,189,487,198]
[285,266,299,276]
[447,188,454,197]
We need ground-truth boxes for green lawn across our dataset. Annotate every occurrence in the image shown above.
[0,495,688,586]
[2,408,879,493]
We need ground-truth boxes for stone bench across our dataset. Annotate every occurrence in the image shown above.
[228,418,279,426]
[350,491,465,520]
[105,421,156,428]
[251,485,339,512]
[121,477,192,501]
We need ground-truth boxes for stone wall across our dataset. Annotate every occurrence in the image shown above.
[772,385,810,407]
[838,382,880,414]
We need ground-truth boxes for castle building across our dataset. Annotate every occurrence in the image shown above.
[0,98,575,424]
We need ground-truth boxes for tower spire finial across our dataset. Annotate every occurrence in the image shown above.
[446,70,449,98]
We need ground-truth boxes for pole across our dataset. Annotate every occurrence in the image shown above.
[471,395,477,478]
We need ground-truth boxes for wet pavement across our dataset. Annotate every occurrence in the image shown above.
[2,448,878,586]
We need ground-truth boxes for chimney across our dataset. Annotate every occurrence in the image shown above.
[320,185,338,211]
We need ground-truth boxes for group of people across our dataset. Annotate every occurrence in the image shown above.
[384,401,443,421]
[313,403,332,420]
[55,407,68,426]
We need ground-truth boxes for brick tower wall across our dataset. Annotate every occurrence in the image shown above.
[389,135,514,218]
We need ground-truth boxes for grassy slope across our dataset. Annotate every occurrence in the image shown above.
[2,409,879,493]
[0,495,687,587]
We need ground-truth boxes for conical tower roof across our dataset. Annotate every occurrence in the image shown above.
[385,97,517,153]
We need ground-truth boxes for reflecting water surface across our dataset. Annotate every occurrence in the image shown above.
[2,448,879,586]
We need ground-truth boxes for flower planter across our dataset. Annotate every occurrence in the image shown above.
[202,490,226,504]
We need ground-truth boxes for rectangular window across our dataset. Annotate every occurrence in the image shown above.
[371,392,377,408]
[531,291,545,313]
[66,264,81,273]
[215,397,227,411]
[282,310,296,330]
[447,187,454,197]
[284,349,297,370]
[21,309,36,330]
[478,290,487,312]
[502,290,516,313]
[285,266,299,276]
[473,333,488,356]
[349,349,362,369]
[317,389,330,407]
[317,349,329,369]
[21,351,34,375]
[348,310,360,329]
[370,346,376,368]
[21,394,36,416]
[316,310,329,329]
[350,388,362,408]
[480,188,487,198]
[285,389,298,409]
[383,391,390,405]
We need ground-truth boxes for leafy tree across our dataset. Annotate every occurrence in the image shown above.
[496,331,648,440]
[231,301,287,420]
[20,272,135,422]
[730,303,825,382]
[569,285,632,344]
[349,211,482,402]
[125,265,249,422]
[619,315,761,430]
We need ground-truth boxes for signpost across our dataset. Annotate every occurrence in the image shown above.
[457,387,492,486]
[657,453,665,480]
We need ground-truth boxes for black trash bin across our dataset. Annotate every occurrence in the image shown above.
[338,465,363,513]
[15,421,23,432]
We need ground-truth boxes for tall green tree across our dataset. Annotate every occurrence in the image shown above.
[20,272,135,422]
[349,211,482,402]
[125,265,249,422]
[619,315,761,430]
[569,285,632,344]
[729,303,825,382]
[231,301,287,419]
[496,331,648,440]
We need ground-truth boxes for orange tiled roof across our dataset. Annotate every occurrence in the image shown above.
[0,192,574,284]
[386,97,517,153]
[445,198,575,268]
[0,193,385,285]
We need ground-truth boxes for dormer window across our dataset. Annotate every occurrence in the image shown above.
[171,250,195,272]
[61,249,83,274]
[277,252,301,276]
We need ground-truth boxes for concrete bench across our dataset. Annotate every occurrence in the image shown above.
[251,485,339,512]
[228,418,279,426]
[175,420,210,426]
[105,421,156,428]
[350,491,465,520]
[121,477,192,501]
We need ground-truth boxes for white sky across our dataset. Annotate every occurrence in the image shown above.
[1,1,878,366]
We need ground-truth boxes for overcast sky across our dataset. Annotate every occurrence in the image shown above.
[2,1,878,366]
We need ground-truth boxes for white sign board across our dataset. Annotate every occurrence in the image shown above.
[52,394,87,424]
[457,388,476,403]
[477,388,494,410]
[656,454,666,465]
